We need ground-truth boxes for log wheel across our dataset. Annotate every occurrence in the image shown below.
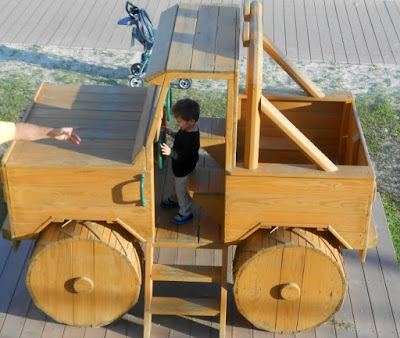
[233,227,346,333]
[26,221,142,327]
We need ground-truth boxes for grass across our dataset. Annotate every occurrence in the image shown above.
[355,90,400,264]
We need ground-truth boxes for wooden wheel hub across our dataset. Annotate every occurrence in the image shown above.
[73,277,94,294]
[280,283,300,301]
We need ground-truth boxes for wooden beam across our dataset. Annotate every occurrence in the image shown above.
[243,22,250,47]
[260,96,338,172]
[263,34,325,98]
[244,1,263,169]
[243,0,250,22]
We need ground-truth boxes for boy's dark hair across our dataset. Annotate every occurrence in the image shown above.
[172,99,200,122]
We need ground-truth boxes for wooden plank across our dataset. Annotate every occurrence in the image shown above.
[263,0,274,42]
[244,1,262,169]
[260,97,337,171]
[304,0,323,61]
[71,0,109,48]
[152,263,221,282]
[190,5,218,72]
[151,297,220,316]
[27,118,138,131]
[215,6,239,73]
[284,0,298,60]
[333,290,357,338]
[372,194,400,334]
[41,318,66,338]
[0,0,23,40]
[62,325,86,338]
[145,5,178,82]
[0,0,42,43]
[294,0,311,61]
[342,249,377,337]
[342,0,371,64]
[385,1,400,64]
[31,109,142,121]
[0,243,33,338]
[262,35,325,98]
[95,0,126,50]
[40,83,148,95]
[324,0,347,63]
[20,302,47,338]
[23,0,65,45]
[273,0,286,54]
[59,0,97,48]
[166,4,199,74]
[0,232,12,274]
[35,92,146,105]
[334,0,360,64]
[363,244,398,337]
[364,0,395,64]
[47,0,86,46]
[82,0,119,49]
[314,0,335,62]
[12,0,56,45]
[0,239,33,329]
[353,0,383,64]
[35,0,79,46]
[375,0,400,64]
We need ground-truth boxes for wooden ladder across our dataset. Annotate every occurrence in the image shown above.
[143,242,228,337]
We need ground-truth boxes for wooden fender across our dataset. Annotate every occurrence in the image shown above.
[233,228,346,333]
[26,221,142,327]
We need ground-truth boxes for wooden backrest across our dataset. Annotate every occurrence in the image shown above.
[131,85,160,165]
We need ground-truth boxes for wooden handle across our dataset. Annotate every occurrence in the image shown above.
[280,283,300,301]
[140,174,146,206]
[73,277,94,294]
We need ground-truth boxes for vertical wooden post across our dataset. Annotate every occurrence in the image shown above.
[143,243,154,338]
[244,1,263,169]
[226,80,235,171]
[219,246,228,338]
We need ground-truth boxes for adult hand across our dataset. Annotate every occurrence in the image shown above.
[161,143,171,156]
[50,127,81,145]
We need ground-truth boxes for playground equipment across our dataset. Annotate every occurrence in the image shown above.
[1,1,377,336]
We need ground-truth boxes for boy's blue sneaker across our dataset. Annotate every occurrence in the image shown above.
[171,213,193,225]
[161,198,179,209]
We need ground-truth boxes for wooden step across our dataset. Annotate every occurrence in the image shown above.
[152,264,221,282]
[151,297,220,316]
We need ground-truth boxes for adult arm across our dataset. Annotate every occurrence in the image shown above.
[13,123,81,144]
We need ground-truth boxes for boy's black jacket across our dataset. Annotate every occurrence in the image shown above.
[170,128,200,177]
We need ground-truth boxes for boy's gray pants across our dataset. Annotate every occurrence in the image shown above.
[170,174,193,216]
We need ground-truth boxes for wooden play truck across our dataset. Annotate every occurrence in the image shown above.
[1,1,377,336]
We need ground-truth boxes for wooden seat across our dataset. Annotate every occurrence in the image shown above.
[197,117,226,167]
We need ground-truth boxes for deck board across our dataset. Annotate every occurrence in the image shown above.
[1,0,400,65]
[0,189,399,338]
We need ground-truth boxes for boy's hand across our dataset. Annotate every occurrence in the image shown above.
[161,143,171,156]
[162,126,173,136]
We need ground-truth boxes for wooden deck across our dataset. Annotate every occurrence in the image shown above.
[1,153,399,337]
[1,0,400,65]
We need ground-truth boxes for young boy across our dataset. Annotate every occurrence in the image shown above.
[161,98,200,225]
